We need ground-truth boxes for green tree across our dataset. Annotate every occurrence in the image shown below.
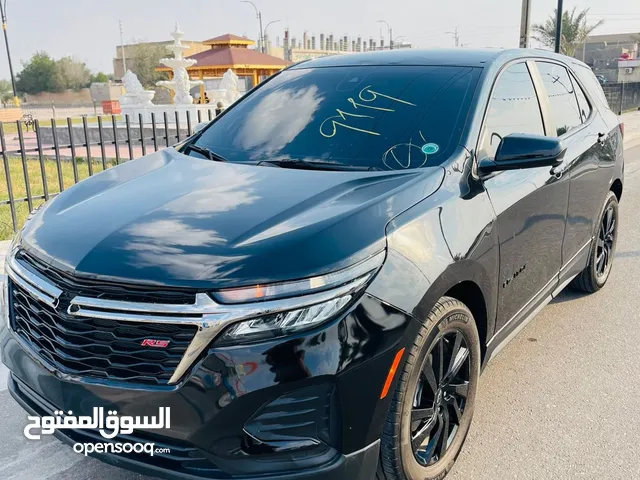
[532,7,604,56]
[0,79,13,106]
[91,72,110,83]
[55,56,92,91]
[127,43,170,88]
[16,52,60,94]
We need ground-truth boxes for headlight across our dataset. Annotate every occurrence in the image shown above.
[215,295,352,345]
[213,250,385,304]
[212,250,385,345]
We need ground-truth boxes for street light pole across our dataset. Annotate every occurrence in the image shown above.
[0,0,19,106]
[263,20,280,54]
[377,20,392,50]
[241,1,264,53]
[555,0,564,54]
[119,20,127,75]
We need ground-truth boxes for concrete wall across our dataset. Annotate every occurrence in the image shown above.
[24,89,93,106]
[0,108,23,122]
[618,59,640,83]
[89,83,125,102]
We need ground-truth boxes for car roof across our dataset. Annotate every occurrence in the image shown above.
[290,48,582,69]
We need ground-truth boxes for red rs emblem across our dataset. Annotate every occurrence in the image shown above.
[141,339,170,348]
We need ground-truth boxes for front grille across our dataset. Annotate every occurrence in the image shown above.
[9,278,198,386]
[17,249,196,305]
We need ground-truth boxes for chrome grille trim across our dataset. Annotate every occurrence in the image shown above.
[8,248,375,385]
[6,255,62,308]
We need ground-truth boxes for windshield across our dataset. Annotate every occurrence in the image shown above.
[192,65,481,171]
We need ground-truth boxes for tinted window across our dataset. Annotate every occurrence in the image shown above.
[571,74,592,123]
[193,66,481,170]
[536,62,582,136]
[480,62,544,160]
[572,64,610,108]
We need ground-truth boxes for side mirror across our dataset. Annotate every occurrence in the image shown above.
[478,134,565,176]
[193,122,209,134]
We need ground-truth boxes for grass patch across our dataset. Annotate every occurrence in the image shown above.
[0,157,116,240]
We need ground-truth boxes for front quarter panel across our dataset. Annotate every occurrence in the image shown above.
[367,157,499,346]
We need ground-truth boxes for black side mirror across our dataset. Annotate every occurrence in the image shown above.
[478,133,566,176]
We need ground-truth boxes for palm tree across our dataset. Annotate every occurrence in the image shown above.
[532,7,604,57]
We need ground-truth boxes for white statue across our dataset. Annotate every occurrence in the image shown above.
[219,69,241,107]
[122,70,144,94]
[156,23,203,105]
[120,70,155,106]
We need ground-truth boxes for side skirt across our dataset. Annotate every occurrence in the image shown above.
[482,275,557,368]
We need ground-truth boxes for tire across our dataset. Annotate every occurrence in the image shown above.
[377,297,481,480]
[571,191,619,293]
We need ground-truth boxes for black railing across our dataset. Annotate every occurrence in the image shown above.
[602,82,640,115]
[0,109,216,240]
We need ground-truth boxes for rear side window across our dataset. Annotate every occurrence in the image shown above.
[479,62,544,160]
[536,62,582,136]
[572,64,610,108]
[571,74,592,123]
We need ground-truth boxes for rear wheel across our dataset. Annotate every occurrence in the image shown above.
[377,297,481,480]
[572,191,619,293]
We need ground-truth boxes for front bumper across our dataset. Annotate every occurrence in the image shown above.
[1,293,414,479]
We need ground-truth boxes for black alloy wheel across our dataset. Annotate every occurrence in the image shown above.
[411,330,470,466]
[572,191,619,293]
[377,297,480,480]
[595,203,616,279]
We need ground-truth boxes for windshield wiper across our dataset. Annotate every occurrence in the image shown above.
[183,144,228,163]
[259,160,379,171]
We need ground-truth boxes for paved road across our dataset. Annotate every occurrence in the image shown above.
[1,143,640,480]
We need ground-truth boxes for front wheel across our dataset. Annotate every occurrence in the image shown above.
[377,297,481,480]
[572,191,619,293]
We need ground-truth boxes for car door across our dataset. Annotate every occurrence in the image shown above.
[479,61,570,336]
[533,61,614,287]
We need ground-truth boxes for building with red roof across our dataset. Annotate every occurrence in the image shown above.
[157,34,290,101]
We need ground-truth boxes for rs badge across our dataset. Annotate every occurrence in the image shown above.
[141,339,170,348]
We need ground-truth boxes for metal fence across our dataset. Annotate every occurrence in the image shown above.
[602,82,640,114]
[0,109,218,240]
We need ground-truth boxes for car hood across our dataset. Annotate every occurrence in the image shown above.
[20,149,445,289]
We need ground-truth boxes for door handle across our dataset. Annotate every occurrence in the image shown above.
[597,132,608,145]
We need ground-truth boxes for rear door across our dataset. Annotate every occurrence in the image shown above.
[533,61,613,286]
[479,61,570,335]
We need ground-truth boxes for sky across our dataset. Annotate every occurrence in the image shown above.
[2,0,640,80]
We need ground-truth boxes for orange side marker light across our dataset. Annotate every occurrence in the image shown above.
[380,348,405,399]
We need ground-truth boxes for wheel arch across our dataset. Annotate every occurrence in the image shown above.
[413,260,496,364]
[610,178,623,202]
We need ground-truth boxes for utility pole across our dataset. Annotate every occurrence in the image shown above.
[519,0,532,48]
[119,20,127,75]
[447,27,460,47]
[0,0,19,106]
[555,0,564,54]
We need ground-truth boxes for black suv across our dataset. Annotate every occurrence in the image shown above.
[1,49,623,480]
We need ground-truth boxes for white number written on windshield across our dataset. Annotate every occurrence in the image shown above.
[319,86,416,138]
